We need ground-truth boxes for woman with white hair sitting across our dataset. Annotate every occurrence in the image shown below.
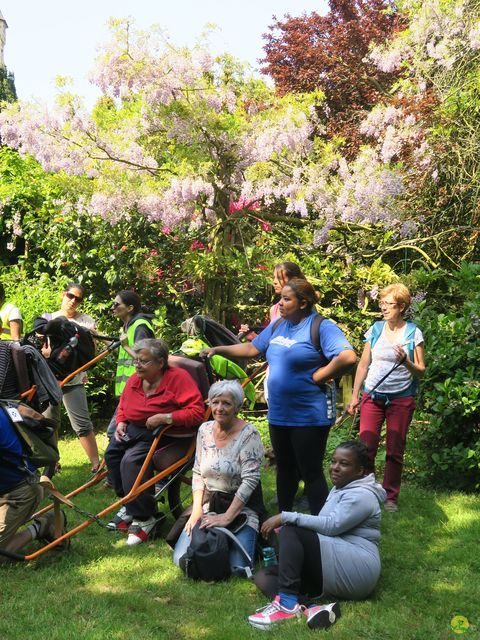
[173,379,264,575]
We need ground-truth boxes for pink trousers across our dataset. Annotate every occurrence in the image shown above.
[359,393,416,503]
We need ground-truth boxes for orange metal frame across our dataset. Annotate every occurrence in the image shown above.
[26,423,196,560]
[13,352,266,561]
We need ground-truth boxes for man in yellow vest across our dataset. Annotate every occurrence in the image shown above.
[0,284,22,341]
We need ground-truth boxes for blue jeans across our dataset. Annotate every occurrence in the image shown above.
[173,524,257,575]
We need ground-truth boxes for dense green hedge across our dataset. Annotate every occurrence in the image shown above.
[406,264,480,490]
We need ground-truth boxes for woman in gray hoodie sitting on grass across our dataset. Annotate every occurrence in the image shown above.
[248,440,386,631]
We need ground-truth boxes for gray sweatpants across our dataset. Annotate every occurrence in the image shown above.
[44,384,94,437]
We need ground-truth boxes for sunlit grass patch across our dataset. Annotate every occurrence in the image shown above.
[1,437,478,640]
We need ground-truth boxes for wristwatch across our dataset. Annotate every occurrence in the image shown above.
[165,413,173,425]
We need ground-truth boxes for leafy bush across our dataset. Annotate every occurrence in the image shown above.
[408,264,480,490]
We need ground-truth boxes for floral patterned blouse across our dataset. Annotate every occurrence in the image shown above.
[192,421,264,530]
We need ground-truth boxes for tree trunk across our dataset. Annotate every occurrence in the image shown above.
[203,220,236,326]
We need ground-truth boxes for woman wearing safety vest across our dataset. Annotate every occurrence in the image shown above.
[106,290,155,439]
[0,283,22,341]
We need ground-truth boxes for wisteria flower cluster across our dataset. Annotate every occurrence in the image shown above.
[0,18,424,241]
[369,0,480,80]
[359,104,430,167]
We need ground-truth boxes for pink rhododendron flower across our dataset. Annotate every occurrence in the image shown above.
[229,198,260,214]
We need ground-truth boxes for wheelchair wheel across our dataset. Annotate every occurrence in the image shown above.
[167,464,193,520]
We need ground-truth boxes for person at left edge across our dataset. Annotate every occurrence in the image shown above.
[106,290,155,440]
[0,407,66,560]
[0,283,22,341]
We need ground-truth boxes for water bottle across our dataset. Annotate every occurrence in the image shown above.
[262,546,278,567]
[325,382,336,421]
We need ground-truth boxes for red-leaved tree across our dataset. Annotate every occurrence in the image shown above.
[262,0,404,152]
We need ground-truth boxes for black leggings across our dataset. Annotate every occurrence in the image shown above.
[269,424,330,513]
[254,525,323,601]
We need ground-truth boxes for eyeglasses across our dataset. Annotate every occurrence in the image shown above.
[65,291,83,303]
[111,301,122,309]
[378,300,398,308]
[133,358,153,367]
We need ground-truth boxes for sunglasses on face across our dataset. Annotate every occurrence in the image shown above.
[65,291,83,303]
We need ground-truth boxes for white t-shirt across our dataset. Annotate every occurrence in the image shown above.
[364,323,424,395]
[50,310,96,332]
[0,303,22,339]
[0,302,22,322]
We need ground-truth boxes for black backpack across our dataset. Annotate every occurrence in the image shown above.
[23,316,95,380]
[179,523,231,581]
[0,399,59,469]
[179,523,253,582]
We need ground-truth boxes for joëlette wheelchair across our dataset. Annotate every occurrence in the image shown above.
[0,338,211,561]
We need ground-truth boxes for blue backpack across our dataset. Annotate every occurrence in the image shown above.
[369,320,417,359]
[368,320,419,395]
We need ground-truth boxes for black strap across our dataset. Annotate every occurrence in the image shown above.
[310,313,324,353]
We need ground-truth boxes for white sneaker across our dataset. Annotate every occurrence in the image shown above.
[106,506,133,531]
[248,596,304,630]
[306,602,341,630]
[126,516,157,546]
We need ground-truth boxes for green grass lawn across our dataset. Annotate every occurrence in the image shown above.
[0,433,478,640]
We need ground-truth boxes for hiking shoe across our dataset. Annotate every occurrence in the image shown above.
[384,500,398,512]
[106,506,133,531]
[101,478,114,491]
[34,509,70,550]
[306,602,341,630]
[34,509,67,541]
[126,516,157,546]
[248,596,303,630]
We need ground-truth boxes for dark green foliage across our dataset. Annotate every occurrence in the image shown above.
[0,65,16,104]
[409,264,480,490]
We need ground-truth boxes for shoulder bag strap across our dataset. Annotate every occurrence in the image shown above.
[214,526,253,578]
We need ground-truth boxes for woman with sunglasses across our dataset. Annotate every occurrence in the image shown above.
[43,282,100,472]
[348,284,426,512]
[106,290,155,440]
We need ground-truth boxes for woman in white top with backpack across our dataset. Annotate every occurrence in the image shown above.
[348,284,425,512]
[43,282,100,474]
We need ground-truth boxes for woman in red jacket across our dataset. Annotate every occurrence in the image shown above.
[105,338,204,546]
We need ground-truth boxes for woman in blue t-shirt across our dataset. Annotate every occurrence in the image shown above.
[203,278,356,514]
